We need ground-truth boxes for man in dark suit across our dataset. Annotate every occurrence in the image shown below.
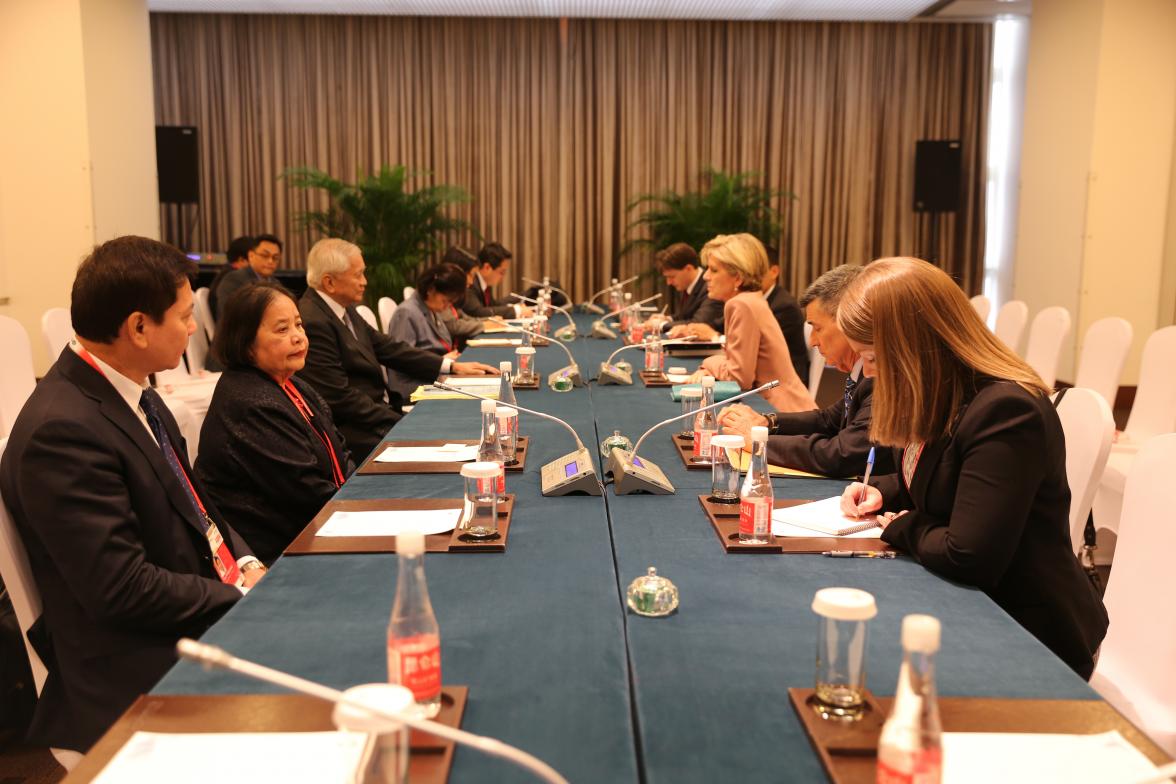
[718,264,894,478]
[762,251,809,382]
[650,243,724,336]
[213,233,282,321]
[462,241,530,319]
[206,234,253,317]
[297,238,497,459]
[0,236,264,754]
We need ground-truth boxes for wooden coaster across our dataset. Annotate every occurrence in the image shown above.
[512,376,541,390]
[671,433,713,470]
[787,687,1173,784]
[640,370,673,387]
[286,496,516,555]
[65,687,470,784]
[357,437,529,475]
[697,496,894,554]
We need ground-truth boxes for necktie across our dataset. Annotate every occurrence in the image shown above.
[483,285,491,306]
[842,375,858,426]
[343,310,358,340]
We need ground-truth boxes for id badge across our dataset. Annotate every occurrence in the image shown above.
[205,521,243,587]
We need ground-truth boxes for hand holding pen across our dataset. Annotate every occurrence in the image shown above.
[840,446,883,519]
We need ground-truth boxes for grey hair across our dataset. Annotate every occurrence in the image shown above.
[306,238,361,289]
[799,264,865,314]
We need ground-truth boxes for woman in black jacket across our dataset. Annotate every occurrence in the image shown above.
[196,282,353,564]
[838,258,1107,679]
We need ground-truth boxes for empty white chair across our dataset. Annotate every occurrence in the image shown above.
[185,310,212,373]
[1090,434,1176,756]
[994,299,1029,355]
[356,305,379,332]
[0,436,48,693]
[969,294,991,325]
[193,286,216,340]
[803,322,825,399]
[41,307,73,360]
[1053,388,1114,555]
[1023,306,1071,389]
[403,286,416,301]
[0,316,36,437]
[1073,317,1133,410]
[378,297,398,334]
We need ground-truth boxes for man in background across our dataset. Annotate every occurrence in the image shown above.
[762,248,809,383]
[207,234,253,317]
[214,233,282,320]
[463,241,529,319]
[656,243,724,336]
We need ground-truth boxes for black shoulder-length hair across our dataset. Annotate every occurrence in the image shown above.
[213,280,297,370]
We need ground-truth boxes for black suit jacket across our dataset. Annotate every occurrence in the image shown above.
[297,289,443,460]
[875,379,1108,678]
[463,276,515,318]
[212,266,262,321]
[668,277,725,333]
[765,286,809,382]
[766,378,893,478]
[0,349,248,751]
[195,368,354,565]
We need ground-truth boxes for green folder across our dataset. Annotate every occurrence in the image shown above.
[669,381,743,402]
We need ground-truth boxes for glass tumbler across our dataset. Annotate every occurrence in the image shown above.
[678,388,702,439]
[811,587,878,718]
[644,336,664,372]
[459,461,500,540]
[332,684,412,784]
[708,434,744,503]
[496,406,519,465]
[514,347,537,384]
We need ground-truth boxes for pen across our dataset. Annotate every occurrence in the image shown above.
[856,446,876,506]
[822,551,897,559]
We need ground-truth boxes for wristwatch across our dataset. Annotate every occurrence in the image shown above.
[763,412,779,432]
[240,560,266,574]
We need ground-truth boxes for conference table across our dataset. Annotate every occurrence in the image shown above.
[147,314,1113,783]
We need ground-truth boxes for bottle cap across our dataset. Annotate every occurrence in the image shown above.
[332,684,414,734]
[496,406,517,419]
[516,346,536,355]
[461,461,502,479]
[750,425,768,442]
[480,399,496,414]
[710,434,745,450]
[681,388,703,399]
[396,529,426,556]
[701,376,715,388]
[902,614,941,653]
[811,587,878,621]
[624,293,632,300]
[499,360,512,372]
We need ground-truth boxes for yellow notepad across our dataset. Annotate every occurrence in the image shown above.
[732,449,831,479]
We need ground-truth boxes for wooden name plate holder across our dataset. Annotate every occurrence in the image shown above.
[286,496,516,555]
[671,433,713,470]
[358,437,530,476]
[512,376,541,390]
[697,496,894,555]
[640,370,673,387]
[65,688,469,784]
[786,687,1172,784]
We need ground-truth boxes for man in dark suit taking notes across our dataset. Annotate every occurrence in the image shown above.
[0,236,264,754]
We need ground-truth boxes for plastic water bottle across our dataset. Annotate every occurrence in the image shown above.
[387,530,442,718]
[644,335,664,372]
[693,377,717,463]
[477,399,506,494]
[619,292,633,334]
[876,615,943,784]
[608,280,622,313]
[739,426,773,543]
[498,361,518,409]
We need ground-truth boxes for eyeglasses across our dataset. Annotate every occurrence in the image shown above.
[253,250,282,263]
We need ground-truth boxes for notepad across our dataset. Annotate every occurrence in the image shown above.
[317,508,461,537]
[92,731,368,784]
[467,338,522,347]
[374,443,479,463]
[940,730,1161,783]
[732,450,830,479]
[770,496,882,537]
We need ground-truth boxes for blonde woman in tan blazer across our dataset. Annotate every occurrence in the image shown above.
[688,234,817,413]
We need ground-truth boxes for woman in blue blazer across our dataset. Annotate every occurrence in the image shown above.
[386,264,468,399]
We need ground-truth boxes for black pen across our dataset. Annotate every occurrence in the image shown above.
[822,550,897,559]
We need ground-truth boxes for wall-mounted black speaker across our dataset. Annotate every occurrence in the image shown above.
[913,140,961,213]
[155,126,199,204]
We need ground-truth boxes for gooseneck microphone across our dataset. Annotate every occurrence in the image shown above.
[508,292,578,336]
[522,277,574,306]
[586,274,639,305]
[488,317,584,387]
[176,639,569,784]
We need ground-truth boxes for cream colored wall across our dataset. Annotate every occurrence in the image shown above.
[1014,0,1176,385]
[0,0,157,374]
[1160,110,1176,328]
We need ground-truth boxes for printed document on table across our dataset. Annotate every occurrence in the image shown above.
[317,508,461,537]
[375,443,479,463]
[92,731,368,784]
[770,496,883,537]
[467,338,522,347]
[941,730,1160,783]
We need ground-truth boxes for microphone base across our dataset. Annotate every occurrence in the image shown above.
[597,362,633,385]
[540,447,603,496]
[591,321,618,339]
[607,449,675,495]
[579,303,605,315]
[554,325,578,341]
[548,365,585,388]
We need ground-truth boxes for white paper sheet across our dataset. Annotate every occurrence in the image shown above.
[317,508,461,537]
[91,731,368,784]
[941,730,1160,784]
[438,377,502,389]
[467,338,522,347]
[770,496,883,537]
[374,443,479,463]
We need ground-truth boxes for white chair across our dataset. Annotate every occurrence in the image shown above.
[994,300,1029,355]
[803,322,825,400]
[356,305,379,332]
[1023,306,1071,389]
[1073,317,1133,410]
[185,301,213,373]
[969,294,991,325]
[1090,433,1176,756]
[378,297,398,334]
[0,316,37,437]
[193,286,216,340]
[40,307,74,360]
[403,286,416,301]
[1053,388,1114,555]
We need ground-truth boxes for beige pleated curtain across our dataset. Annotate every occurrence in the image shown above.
[151,14,991,299]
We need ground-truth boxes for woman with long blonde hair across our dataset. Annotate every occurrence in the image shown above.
[838,257,1107,679]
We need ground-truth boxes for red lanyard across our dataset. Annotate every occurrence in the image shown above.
[281,379,346,488]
